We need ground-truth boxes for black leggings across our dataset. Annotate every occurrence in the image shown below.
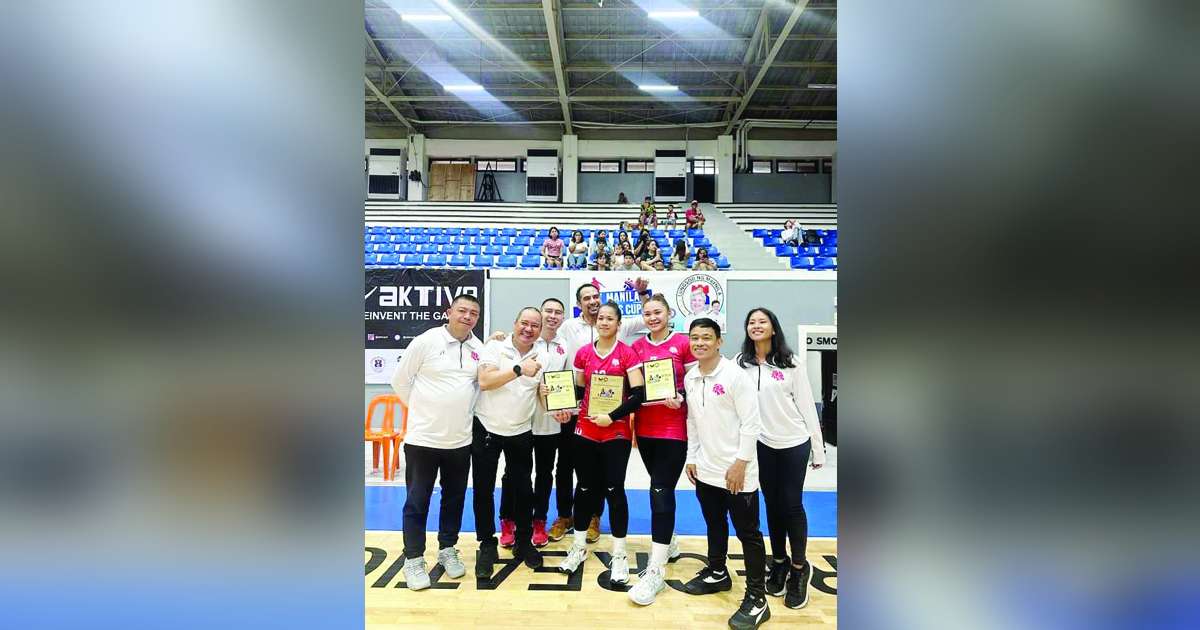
[757,440,811,563]
[499,432,558,522]
[636,436,687,544]
[695,480,767,597]
[571,435,631,538]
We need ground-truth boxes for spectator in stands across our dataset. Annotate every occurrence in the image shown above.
[686,201,706,229]
[694,247,717,271]
[593,231,610,257]
[618,192,629,204]
[614,253,640,272]
[617,242,635,263]
[617,230,632,253]
[593,253,611,271]
[669,239,690,271]
[567,230,589,270]
[542,227,565,269]
[632,228,651,260]
[662,205,678,229]
[781,220,800,247]
[638,240,663,271]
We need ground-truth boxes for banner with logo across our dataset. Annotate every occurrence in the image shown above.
[365,268,486,384]
[565,271,728,335]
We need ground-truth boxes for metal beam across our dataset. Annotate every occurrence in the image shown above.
[724,0,809,134]
[364,31,417,132]
[364,77,416,132]
[724,4,771,121]
[367,3,837,11]
[540,0,573,134]
[369,94,742,103]
[368,34,834,42]
[371,61,835,74]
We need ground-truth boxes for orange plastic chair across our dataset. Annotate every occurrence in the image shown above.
[364,394,404,481]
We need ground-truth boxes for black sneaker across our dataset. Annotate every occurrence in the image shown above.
[766,557,789,597]
[514,543,543,570]
[475,544,499,579]
[785,561,811,609]
[683,566,733,595]
[728,592,771,630]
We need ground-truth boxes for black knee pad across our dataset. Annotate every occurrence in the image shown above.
[649,486,675,514]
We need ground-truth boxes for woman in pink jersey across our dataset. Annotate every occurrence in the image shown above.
[555,301,645,585]
[627,294,698,606]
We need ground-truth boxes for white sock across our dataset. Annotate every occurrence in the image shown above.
[612,536,626,556]
[650,542,670,569]
[573,529,588,547]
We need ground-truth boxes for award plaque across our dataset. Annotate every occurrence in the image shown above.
[542,370,578,412]
[588,374,625,416]
[642,358,677,404]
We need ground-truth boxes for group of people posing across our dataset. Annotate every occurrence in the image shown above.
[541,225,717,272]
[630,197,707,231]
[390,282,824,630]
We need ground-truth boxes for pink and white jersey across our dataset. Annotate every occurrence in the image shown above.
[573,340,643,442]
[631,332,697,441]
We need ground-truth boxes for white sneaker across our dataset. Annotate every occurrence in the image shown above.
[628,566,666,605]
[668,534,681,560]
[403,557,431,591]
[609,553,629,584]
[559,543,588,573]
[437,546,465,579]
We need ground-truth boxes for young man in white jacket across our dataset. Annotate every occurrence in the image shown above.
[390,294,484,591]
[681,318,771,630]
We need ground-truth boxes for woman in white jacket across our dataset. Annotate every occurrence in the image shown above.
[736,307,826,611]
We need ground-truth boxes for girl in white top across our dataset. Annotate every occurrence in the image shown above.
[735,307,825,611]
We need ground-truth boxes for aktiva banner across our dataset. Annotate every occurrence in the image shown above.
[365,268,486,384]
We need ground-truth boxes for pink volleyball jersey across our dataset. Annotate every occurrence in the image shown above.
[573,340,643,442]
[631,332,696,441]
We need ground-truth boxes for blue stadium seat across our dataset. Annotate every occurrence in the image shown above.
[752,228,768,238]
[470,235,490,245]
[432,235,451,244]
[650,229,665,238]
[465,227,480,236]
[705,246,721,258]
[368,226,385,234]
[769,229,782,237]
[388,235,409,243]
[369,235,388,243]
[535,229,550,237]
[813,256,837,270]
[500,228,516,237]
[450,236,470,245]
[823,234,838,246]
[402,254,423,267]
[379,254,400,266]
[471,255,494,267]
[482,245,502,256]
[503,245,526,256]
[418,244,439,254]
[496,255,518,268]
[519,255,541,269]
[693,238,711,248]
[763,237,781,247]
[801,246,821,256]
[409,235,430,244]
[449,255,469,268]
[518,228,536,238]
[815,229,829,237]
[425,254,447,267]
[492,236,513,246]
[363,244,373,254]
[439,244,460,254]
[461,244,481,256]
[687,229,703,238]
[820,246,838,257]
[444,228,462,236]
[386,226,404,235]
[396,243,417,254]
[775,244,796,257]
[482,228,497,236]
[669,230,686,239]
[790,256,816,270]
[363,253,374,265]
[716,256,731,269]
[428,228,445,235]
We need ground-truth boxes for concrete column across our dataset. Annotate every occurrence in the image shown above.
[561,134,578,202]
[830,150,837,203]
[717,134,734,203]
[406,134,426,201]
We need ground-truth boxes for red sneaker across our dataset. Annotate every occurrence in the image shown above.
[499,519,516,548]
[531,519,549,548]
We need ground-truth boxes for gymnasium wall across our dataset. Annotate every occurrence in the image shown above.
[733,173,833,203]
[472,171,527,202]
[578,173,653,203]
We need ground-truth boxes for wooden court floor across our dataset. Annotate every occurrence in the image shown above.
[367,531,837,628]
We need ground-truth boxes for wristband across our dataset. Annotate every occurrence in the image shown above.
[512,364,522,377]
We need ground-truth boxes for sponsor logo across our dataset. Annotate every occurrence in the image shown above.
[668,347,677,354]
[557,346,565,355]
[611,359,620,366]
[365,284,479,307]
[771,369,785,381]
[371,357,386,373]
[712,383,726,396]
[470,351,480,361]
[675,274,724,317]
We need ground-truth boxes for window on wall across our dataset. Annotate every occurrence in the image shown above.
[431,159,471,165]
[477,158,517,172]
[776,158,820,174]
[580,160,622,172]
[692,159,717,175]
[624,160,654,172]
[751,160,773,174]
[519,158,526,172]
[821,157,833,174]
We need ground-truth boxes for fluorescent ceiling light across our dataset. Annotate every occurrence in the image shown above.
[639,84,678,92]
[647,10,700,19]
[443,83,484,92]
[807,83,837,89]
[401,13,451,22]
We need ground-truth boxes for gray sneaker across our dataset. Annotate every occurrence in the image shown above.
[403,557,431,591]
[437,546,466,579]
[628,566,666,606]
[668,534,681,560]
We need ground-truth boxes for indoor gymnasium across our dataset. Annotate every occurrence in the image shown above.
[362,1,837,627]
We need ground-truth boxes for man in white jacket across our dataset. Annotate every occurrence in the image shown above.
[681,317,771,630]
[390,294,483,591]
